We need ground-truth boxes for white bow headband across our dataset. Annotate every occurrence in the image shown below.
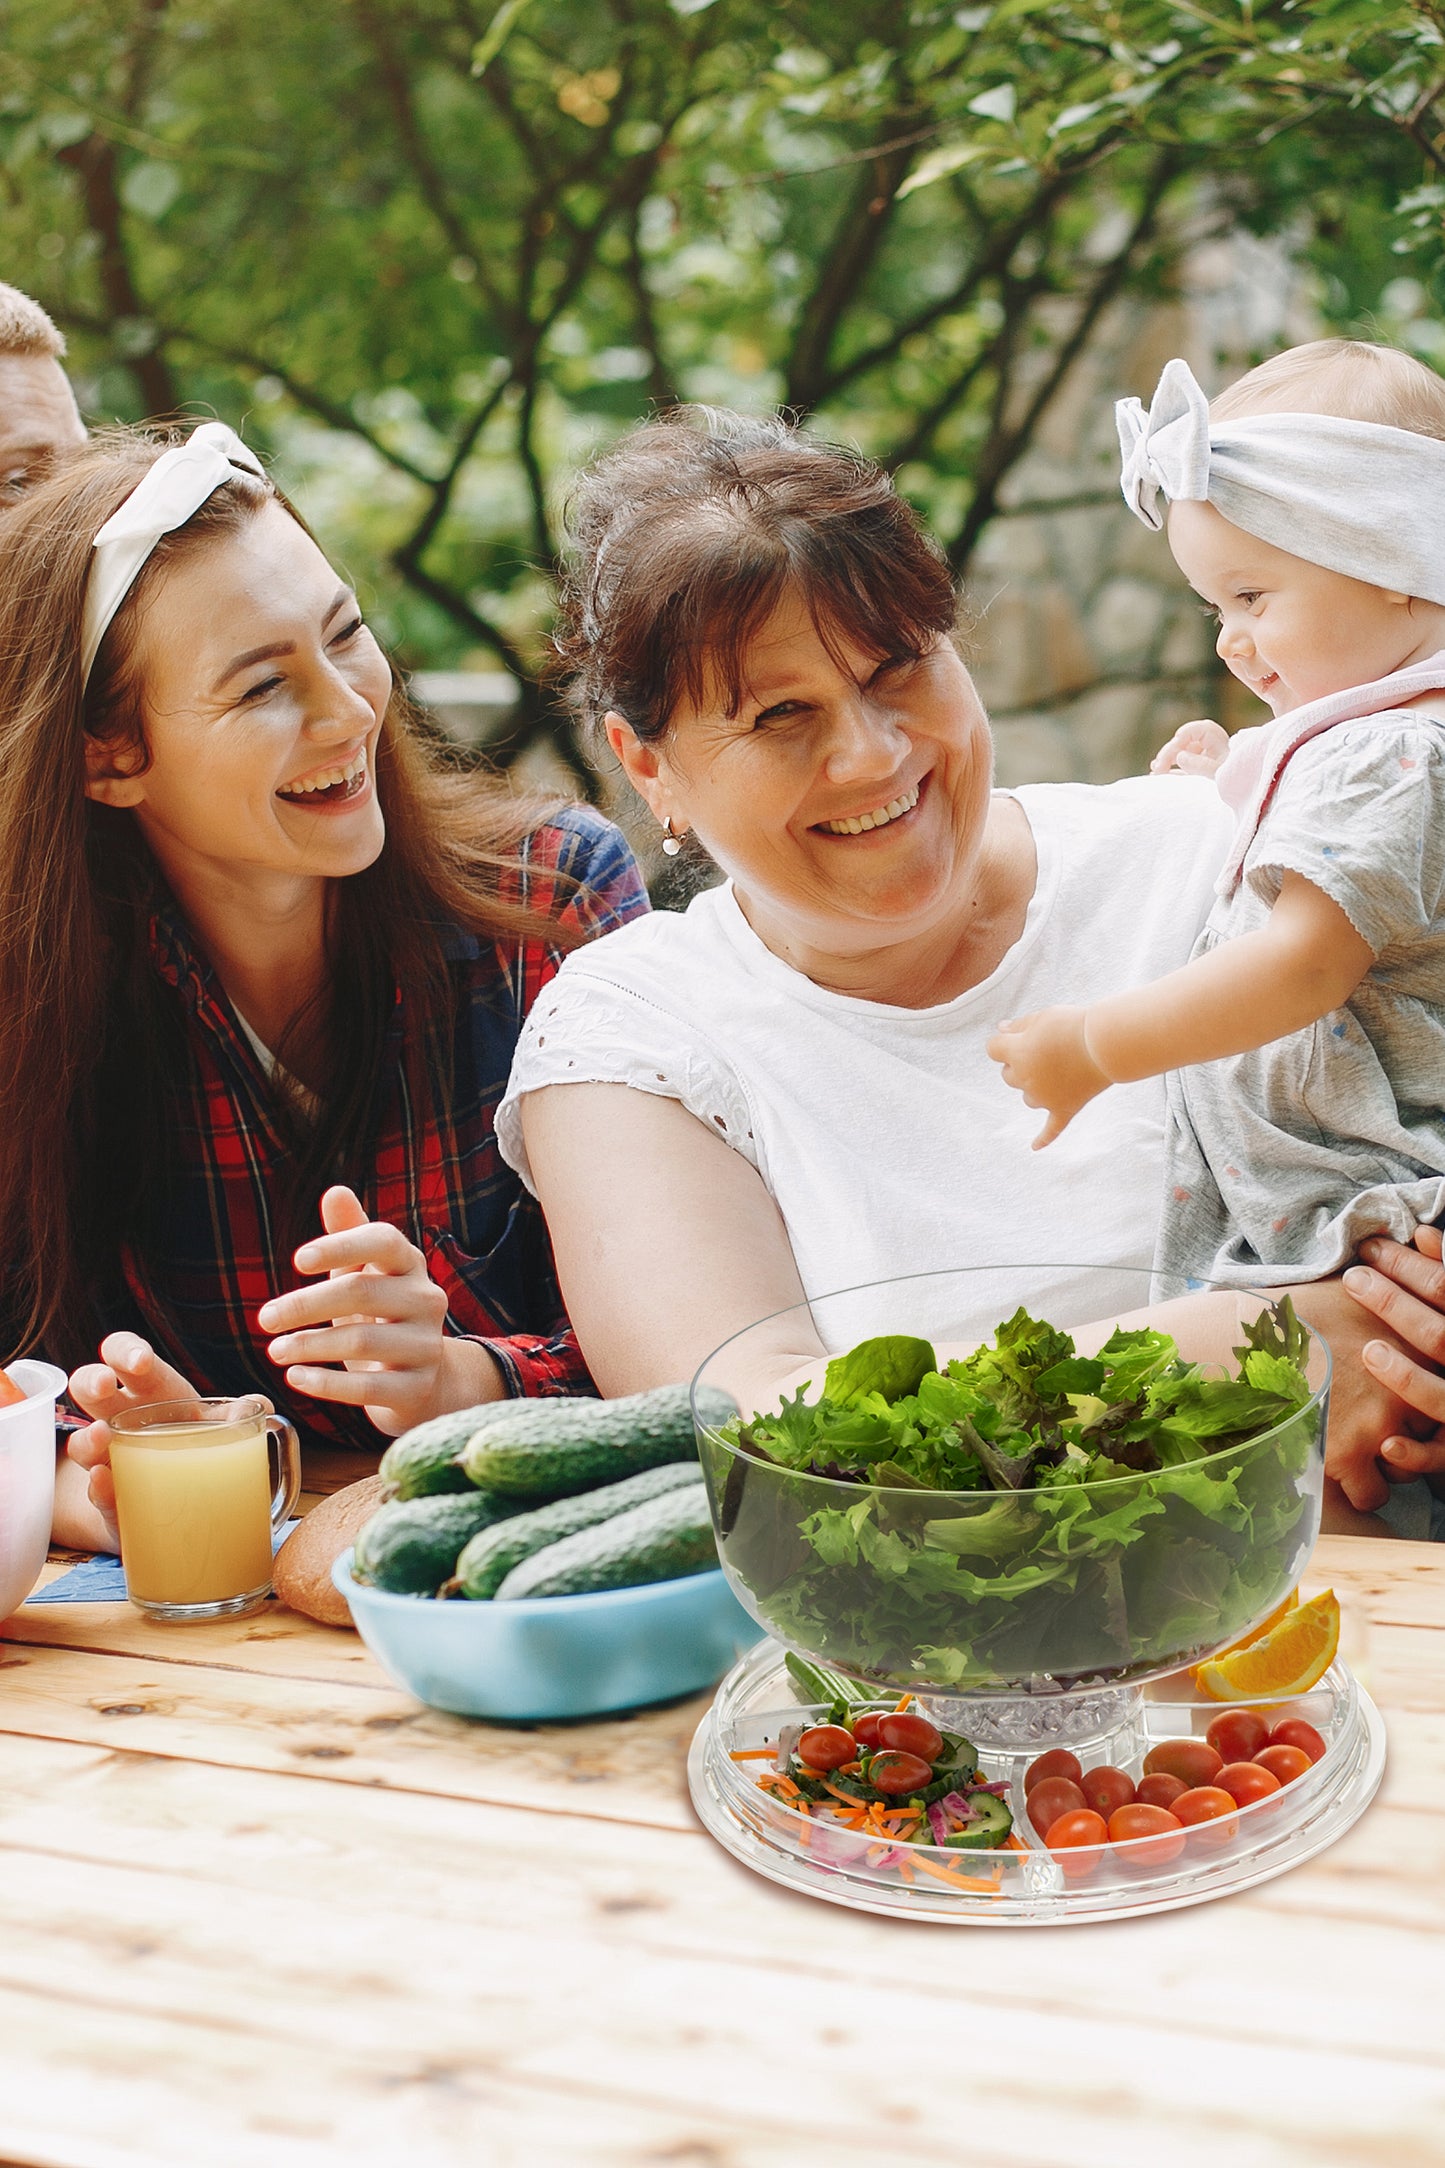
[81,421,267,687]
[1115,357,1445,607]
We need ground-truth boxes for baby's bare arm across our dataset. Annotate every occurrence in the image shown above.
[988,873,1375,1144]
[1085,872,1374,1084]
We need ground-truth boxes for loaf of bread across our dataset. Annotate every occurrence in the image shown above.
[272,1475,388,1627]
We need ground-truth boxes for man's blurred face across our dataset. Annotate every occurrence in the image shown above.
[0,353,85,501]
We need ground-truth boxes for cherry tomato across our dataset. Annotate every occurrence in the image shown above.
[1135,1771,1189,1811]
[1026,1777,1089,1839]
[1142,1737,1224,1789]
[1256,1743,1312,1788]
[850,1712,885,1750]
[1267,1718,1327,1765]
[1080,1765,1136,1819]
[875,1711,945,1762]
[1214,1760,1281,1807]
[1047,1808,1108,1877]
[1205,1710,1269,1764]
[869,1750,934,1796]
[1107,1802,1186,1867]
[1024,1749,1083,1793]
[1172,1785,1240,1846]
[796,1724,857,1772]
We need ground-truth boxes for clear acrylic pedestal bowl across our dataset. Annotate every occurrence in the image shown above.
[686,1265,1385,1924]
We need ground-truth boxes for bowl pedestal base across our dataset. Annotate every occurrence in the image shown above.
[689,1638,1385,1925]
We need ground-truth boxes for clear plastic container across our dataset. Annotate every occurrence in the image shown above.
[688,1637,1385,1924]
[0,1360,65,1621]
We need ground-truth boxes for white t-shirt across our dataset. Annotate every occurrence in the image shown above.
[497,778,1233,1345]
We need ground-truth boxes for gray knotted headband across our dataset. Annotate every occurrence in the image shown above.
[1116,357,1445,608]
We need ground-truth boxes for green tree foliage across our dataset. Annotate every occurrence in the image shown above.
[0,0,1434,771]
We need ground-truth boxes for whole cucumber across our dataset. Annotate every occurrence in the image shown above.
[461,1383,736,1500]
[353,1491,532,1595]
[450,1462,703,1599]
[378,1408,485,1499]
[493,1479,717,1599]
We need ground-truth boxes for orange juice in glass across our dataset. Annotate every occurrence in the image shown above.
[109,1396,301,1621]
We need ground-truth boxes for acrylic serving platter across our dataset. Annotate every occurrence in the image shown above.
[688,1637,1385,1925]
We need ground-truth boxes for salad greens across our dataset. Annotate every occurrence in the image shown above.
[705,1304,1321,1693]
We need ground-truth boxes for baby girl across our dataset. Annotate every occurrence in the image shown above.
[989,340,1445,1534]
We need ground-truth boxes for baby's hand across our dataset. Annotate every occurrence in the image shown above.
[1150,719,1230,778]
[986,1006,1111,1148]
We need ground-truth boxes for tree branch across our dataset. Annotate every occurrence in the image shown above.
[785,122,927,412]
[58,129,180,418]
[623,199,674,408]
[809,169,1073,408]
[160,331,439,484]
[351,0,511,324]
[944,153,1182,576]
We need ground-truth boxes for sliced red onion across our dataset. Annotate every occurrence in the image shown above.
[975,1779,1010,1797]
[940,1789,980,1823]
[927,1801,951,1845]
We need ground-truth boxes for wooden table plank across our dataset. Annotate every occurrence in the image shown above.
[0,1730,1442,2015]
[0,1639,709,1829]
[1,1534,1442,2168]
[2,1799,1444,2168]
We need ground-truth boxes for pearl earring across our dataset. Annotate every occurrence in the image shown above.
[660,815,683,858]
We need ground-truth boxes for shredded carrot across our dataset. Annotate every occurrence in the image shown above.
[729,1747,783,1760]
[880,1808,919,1828]
[896,1856,916,1882]
[893,1692,914,1712]
[837,1761,864,1777]
[910,1853,1002,1896]
[757,1772,801,1799]
[1003,1830,1031,1856]
[821,1779,865,1809]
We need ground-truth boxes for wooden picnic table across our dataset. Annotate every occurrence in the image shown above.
[1,1483,1442,2168]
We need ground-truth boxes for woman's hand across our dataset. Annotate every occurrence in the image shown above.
[256,1185,504,1436]
[63,1334,202,1548]
[1341,1226,1445,1485]
[1286,1229,1445,1514]
[986,1006,1111,1148]
[1150,719,1230,777]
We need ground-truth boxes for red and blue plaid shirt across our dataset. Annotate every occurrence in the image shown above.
[99,806,648,1452]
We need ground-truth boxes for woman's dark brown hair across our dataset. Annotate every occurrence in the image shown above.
[0,428,567,1363]
[554,408,959,740]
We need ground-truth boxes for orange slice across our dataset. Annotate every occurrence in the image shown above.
[1189,1586,1298,1683]
[1194,1589,1339,1702]
[0,1367,25,1409]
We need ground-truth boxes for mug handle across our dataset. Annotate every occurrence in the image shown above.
[265,1414,303,1532]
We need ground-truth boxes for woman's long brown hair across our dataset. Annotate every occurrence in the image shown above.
[0,429,571,1366]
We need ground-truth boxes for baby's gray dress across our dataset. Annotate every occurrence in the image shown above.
[1158,712,1445,1288]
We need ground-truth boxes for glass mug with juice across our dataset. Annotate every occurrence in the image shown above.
[109,1396,302,1621]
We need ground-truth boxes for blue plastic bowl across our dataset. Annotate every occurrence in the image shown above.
[332,1549,765,1721]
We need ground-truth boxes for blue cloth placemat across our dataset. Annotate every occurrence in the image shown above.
[27,1519,301,1604]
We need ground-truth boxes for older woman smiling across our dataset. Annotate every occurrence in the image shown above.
[496,409,1445,1534]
